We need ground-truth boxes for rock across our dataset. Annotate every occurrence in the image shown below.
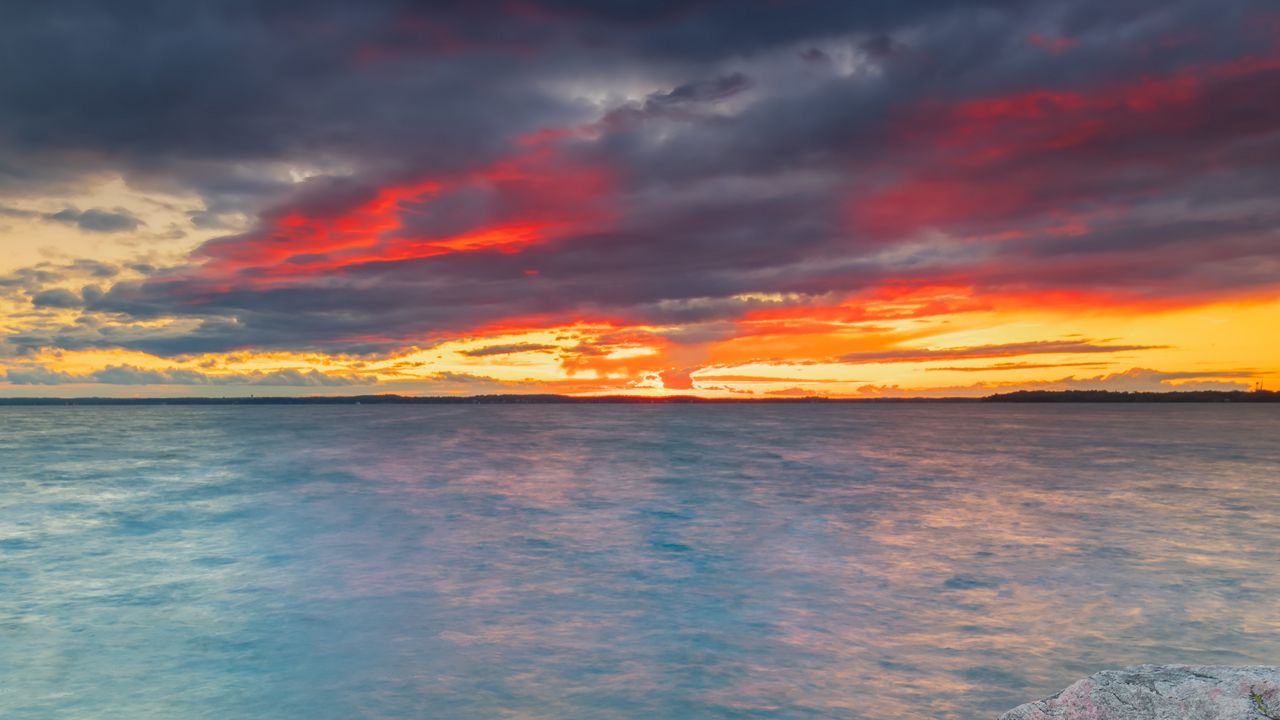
[1000,665,1280,719]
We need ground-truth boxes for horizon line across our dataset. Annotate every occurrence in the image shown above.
[1,389,1277,405]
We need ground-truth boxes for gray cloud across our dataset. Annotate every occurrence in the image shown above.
[2,364,376,386]
[30,288,83,309]
[44,207,142,233]
[0,259,124,307]
[0,205,37,219]
[461,343,559,357]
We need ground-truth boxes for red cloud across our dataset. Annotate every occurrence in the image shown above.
[852,51,1280,239]
[194,138,614,285]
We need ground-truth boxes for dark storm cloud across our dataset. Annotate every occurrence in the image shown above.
[0,0,1035,193]
[4,0,1279,355]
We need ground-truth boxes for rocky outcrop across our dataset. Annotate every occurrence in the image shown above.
[1000,665,1280,719]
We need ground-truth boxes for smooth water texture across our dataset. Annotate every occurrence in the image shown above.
[1,405,1278,719]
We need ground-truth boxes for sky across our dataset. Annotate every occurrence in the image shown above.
[1,0,1277,398]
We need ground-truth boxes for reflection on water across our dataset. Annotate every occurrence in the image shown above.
[2,405,1278,719]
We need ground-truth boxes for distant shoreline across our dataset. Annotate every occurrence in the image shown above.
[0,390,1276,405]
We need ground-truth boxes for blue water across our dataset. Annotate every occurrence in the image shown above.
[1,405,1278,719]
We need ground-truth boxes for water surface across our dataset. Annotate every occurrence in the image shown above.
[2,405,1278,718]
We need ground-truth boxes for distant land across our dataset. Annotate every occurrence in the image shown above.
[984,389,1278,402]
[0,390,1276,405]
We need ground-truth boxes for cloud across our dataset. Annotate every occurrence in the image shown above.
[645,73,752,106]
[658,367,696,390]
[1,367,81,385]
[460,343,558,357]
[767,387,822,397]
[88,365,213,385]
[0,260,124,307]
[0,205,37,219]
[0,0,1276,369]
[839,339,1164,364]
[1,364,376,387]
[856,367,1260,397]
[1019,368,1259,393]
[30,288,83,309]
[694,374,859,383]
[43,207,143,233]
[926,361,1112,372]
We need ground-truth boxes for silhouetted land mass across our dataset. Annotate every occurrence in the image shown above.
[982,389,1279,402]
[0,390,1276,405]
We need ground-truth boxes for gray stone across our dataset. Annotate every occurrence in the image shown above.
[1000,665,1280,719]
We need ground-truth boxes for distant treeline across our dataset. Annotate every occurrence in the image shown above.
[0,390,1275,405]
[982,389,1279,402]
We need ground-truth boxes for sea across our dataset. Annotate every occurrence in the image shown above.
[2,404,1278,719]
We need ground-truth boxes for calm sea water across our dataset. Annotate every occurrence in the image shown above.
[1,405,1278,719]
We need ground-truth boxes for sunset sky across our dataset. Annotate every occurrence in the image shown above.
[2,0,1277,397]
